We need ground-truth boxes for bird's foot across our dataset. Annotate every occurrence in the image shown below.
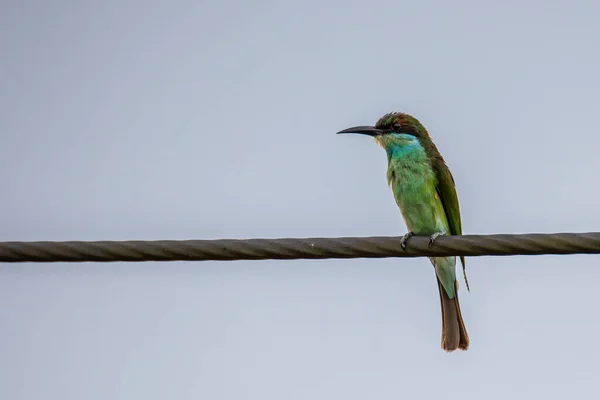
[428,231,446,249]
[400,232,415,251]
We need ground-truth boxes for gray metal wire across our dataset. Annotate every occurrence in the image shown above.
[1,232,600,263]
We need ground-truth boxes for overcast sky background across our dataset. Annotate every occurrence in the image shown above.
[2,0,600,399]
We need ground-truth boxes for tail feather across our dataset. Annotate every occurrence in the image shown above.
[437,278,469,352]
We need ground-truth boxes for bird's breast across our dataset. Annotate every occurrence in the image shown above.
[386,144,446,235]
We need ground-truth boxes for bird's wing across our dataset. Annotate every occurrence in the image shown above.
[434,159,469,290]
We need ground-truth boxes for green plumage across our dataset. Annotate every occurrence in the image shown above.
[337,112,470,351]
[375,113,467,284]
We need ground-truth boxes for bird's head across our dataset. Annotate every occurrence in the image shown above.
[337,112,429,149]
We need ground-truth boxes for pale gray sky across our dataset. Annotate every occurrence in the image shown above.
[2,0,600,399]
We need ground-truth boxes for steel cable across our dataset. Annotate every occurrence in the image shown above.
[1,232,600,263]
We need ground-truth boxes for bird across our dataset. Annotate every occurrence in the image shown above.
[337,112,469,352]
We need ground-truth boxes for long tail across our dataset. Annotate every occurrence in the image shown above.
[437,278,469,352]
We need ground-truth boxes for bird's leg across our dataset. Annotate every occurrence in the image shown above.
[428,230,446,249]
[400,232,415,251]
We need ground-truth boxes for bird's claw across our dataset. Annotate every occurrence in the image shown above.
[428,231,446,249]
[400,232,415,251]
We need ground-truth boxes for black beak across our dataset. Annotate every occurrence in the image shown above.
[336,125,384,137]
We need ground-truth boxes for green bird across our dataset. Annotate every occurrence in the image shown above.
[338,112,469,352]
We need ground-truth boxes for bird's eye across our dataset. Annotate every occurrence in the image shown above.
[392,122,402,131]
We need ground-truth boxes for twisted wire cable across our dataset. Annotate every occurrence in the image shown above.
[1,232,600,263]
